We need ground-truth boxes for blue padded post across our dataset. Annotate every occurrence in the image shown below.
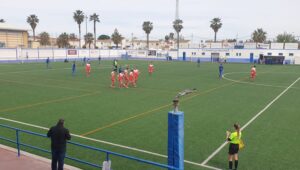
[168,111,184,170]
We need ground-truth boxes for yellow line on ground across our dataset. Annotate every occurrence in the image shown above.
[81,81,238,137]
[7,72,178,95]
[0,92,99,113]
[0,78,92,93]
[182,80,240,102]
[80,103,172,136]
[38,77,177,95]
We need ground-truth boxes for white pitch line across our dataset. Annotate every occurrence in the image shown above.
[0,65,113,75]
[0,116,219,169]
[184,160,222,170]
[201,76,300,166]
[223,72,300,89]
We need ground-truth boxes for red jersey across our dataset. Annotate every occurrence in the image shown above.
[251,67,256,75]
[133,69,139,78]
[148,64,154,73]
[129,71,134,82]
[111,71,115,81]
[86,63,91,72]
[124,70,129,80]
[118,73,124,81]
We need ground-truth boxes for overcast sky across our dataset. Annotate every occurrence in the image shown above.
[1,0,300,42]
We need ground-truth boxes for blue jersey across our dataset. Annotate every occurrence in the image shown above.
[219,65,223,72]
[72,63,76,71]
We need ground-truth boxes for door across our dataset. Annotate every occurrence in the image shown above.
[250,53,254,63]
[211,53,220,62]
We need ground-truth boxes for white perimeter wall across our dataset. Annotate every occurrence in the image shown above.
[0,48,300,64]
[176,48,300,63]
[0,48,128,61]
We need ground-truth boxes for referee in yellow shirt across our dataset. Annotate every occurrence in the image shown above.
[226,123,242,170]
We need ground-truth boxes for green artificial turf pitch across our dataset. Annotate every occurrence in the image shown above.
[0,60,300,170]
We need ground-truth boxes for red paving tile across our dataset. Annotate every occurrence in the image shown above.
[0,144,81,170]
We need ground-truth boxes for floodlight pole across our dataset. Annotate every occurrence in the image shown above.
[85,15,88,36]
[175,0,179,20]
[177,32,180,60]
[175,0,180,60]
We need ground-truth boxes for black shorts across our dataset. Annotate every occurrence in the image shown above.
[228,143,239,155]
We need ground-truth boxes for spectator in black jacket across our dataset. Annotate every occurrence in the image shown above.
[47,119,71,170]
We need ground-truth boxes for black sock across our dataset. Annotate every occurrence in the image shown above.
[234,160,238,169]
[229,161,233,169]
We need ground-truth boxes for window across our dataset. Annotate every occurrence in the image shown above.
[202,52,205,56]
[226,53,230,56]
[289,53,294,56]
[239,53,242,56]
[267,52,272,56]
[236,53,239,56]
[279,53,283,56]
[192,52,196,55]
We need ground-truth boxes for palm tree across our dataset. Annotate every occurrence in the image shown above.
[165,35,170,42]
[56,32,70,48]
[69,33,78,41]
[276,32,297,43]
[111,29,122,48]
[252,28,267,48]
[210,18,222,42]
[39,32,50,46]
[142,21,153,50]
[0,19,5,23]
[90,13,100,48]
[169,32,175,40]
[276,32,297,49]
[27,14,39,41]
[173,19,183,51]
[84,33,94,48]
[73,10,85,48]
[98,35,110,40]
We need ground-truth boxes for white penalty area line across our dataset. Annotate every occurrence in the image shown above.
[0,116,220,170]
[201,76,300,166]
[223,72,300,89]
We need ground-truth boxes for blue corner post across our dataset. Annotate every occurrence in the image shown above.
[168,104,184,170]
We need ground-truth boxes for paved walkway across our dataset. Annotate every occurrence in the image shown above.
[0,144,81,170]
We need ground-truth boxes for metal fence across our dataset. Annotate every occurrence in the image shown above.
[0,124,178,170]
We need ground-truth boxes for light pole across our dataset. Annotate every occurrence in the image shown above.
[175,0,179,20]
[131,33,134,49]
[85,15,88,36]
[175,0,180,60]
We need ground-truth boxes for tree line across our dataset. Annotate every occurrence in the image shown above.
[2,13,298,49]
